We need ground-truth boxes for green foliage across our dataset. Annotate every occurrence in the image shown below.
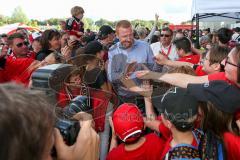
[95,18,114,28]
[0,15,12,26]
[0,6,169,31]
[11,6,29,24]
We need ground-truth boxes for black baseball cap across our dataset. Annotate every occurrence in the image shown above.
[84,40,103,55]
[160,87,198,130]
[98,25,114,39]
[187,80,240,114]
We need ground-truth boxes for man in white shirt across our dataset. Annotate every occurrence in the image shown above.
[151,27,179,60]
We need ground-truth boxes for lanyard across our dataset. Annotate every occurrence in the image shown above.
[161,45,172,57]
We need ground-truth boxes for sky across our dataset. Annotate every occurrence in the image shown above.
[0,0,193,24]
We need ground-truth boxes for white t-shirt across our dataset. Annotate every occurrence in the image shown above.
[232,33,240,42]
[150,42,179,61]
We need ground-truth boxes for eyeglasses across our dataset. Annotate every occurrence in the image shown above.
[160,34,171,37]
[225,57,240,68]
[16,41,28,48]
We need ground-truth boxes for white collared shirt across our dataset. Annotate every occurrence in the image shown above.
[150,42,179,61]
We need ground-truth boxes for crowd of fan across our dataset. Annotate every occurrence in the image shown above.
[0,5,240,160]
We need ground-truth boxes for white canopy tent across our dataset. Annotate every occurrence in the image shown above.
[191,0,240,48]
[192,0,240,22]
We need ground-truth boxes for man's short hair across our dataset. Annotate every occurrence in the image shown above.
[173,37,191,53]
[116,20,132,32]
[7,33,25,45]
[71,6,84,16]
[217,28,233,44]
[162,27,173,36]
[0,83,55,160]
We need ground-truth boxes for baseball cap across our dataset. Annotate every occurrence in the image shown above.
[84,40,103,55]
[161,87,198,130]
[112,103,144,142]
[98,25,114,39]
[29,32,42,43]
[187,80,240,114]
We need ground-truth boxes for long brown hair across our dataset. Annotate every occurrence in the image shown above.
[199,102,239,138]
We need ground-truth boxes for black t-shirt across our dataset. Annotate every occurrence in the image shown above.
[83,68,107,89]
[36,49,53,61]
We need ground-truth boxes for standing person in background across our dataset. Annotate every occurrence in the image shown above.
[66,6,85,38]
[97,25,116,62]
[150,27,178,60]
[136,14,159,43]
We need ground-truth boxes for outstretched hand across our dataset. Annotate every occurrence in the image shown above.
[154,53,169,65]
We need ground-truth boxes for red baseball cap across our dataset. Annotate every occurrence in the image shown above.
[112,103,144,142]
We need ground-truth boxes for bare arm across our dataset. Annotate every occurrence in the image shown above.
[154,53,194,68]
[109,117,118,151]
[136,71,209,88]
[144,97,161,132]
[158,73,208,88]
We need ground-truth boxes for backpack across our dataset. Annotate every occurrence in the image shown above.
[164,129,203,160]
[164,129,226,160]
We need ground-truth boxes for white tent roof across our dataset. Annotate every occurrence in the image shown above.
[191,0,240,22]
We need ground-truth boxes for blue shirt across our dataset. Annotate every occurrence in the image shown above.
[107,40,155,97]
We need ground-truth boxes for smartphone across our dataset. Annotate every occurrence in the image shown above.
[0,45,3,57]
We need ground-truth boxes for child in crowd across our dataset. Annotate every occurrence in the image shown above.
[154,44,229,76]
[107,103,165,160]
[66,6,85,38]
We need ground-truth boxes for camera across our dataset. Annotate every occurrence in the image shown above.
[55,119,80,145]
[63,95,91,118]
[55,95,91,145]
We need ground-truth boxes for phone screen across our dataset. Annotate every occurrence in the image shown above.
[0,45,3,56]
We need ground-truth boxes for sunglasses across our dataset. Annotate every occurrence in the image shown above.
[225,57,240,68]
[16,41,28,48]
[160,34,171,37]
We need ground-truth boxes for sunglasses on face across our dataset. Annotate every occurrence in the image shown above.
[160,34,171,37]
[225,57,240,68]
[16,41,28,48]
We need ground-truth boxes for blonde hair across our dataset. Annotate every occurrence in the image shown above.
[71,6,84,16]
[116,20,132,33]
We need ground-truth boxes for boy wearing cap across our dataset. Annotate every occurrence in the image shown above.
[106,103,165,160]
[155,87,201,159]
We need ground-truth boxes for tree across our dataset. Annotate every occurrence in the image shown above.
[0,15,12,26]
[11,6,29,24]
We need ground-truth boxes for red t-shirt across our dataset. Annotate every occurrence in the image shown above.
[106,133,165,160]
[208,72,234,85]
[223,132,240,160]
[195,65,207,76]
[3,57,35,85]
[8,51,36,60]
[178,54,200,64]
[66,17,84,38]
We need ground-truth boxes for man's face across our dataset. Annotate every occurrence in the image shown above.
[160,30,172,46]
[222,48,238,83]
[117,27,134,49]
[107,32,115,44]
[11,38,29,56]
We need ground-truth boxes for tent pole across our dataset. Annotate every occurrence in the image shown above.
[196,14,200,49]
